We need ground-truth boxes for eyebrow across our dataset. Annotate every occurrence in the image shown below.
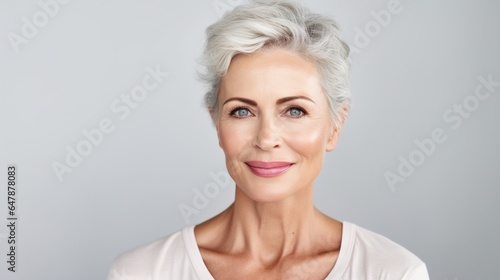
[222,96,315,106]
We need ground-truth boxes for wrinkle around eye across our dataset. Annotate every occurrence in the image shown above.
[225,104,310,119]
[283,106,308,118]
[229,106,254,118]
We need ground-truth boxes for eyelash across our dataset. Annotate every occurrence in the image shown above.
[228,106,308,119]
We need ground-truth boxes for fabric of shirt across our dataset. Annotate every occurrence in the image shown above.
[107,221,430,280]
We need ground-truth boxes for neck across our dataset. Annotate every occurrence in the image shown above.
[220,186,326,263]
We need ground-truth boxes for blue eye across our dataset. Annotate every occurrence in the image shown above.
[237,109,250,117]
[230,107,251,118]
[287,107,305,117]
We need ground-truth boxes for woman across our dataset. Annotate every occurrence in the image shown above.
[108,1,429,279]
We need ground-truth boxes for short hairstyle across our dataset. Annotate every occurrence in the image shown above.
[198,0,351,129]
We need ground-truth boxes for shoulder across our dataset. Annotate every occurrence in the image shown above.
[348,222,422,264]
[336,222,429,280]
[107,227,189,280]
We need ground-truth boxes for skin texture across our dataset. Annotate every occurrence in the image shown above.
[195,48,347,280]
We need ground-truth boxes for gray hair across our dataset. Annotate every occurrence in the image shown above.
[197,0,351,129]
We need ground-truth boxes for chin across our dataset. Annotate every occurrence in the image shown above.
[236,182,304,204]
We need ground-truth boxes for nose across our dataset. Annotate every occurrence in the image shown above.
[252,116,282,151]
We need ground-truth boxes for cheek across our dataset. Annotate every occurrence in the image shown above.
[218,123,252,179]
[218,122,249,154]
[284,121,328,156]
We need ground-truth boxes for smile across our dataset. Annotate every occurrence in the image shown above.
[245,161,294,178]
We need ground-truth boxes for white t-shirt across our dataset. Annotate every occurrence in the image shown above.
[107,222,429,280]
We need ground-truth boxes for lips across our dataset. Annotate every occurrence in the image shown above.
[245,161,294,177]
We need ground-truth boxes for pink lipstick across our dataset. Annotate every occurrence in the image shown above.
[245,161,294,178]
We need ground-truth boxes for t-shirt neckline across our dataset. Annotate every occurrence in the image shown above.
[182,221,354,280]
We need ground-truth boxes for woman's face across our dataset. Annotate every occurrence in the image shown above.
[214,48,342,203]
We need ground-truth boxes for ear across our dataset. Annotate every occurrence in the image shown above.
[325,126,340,152]
[326,105,348,152]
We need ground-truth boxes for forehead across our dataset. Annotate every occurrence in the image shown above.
[219,48,324,101]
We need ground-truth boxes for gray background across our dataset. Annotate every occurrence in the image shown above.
[1,0,499,279]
